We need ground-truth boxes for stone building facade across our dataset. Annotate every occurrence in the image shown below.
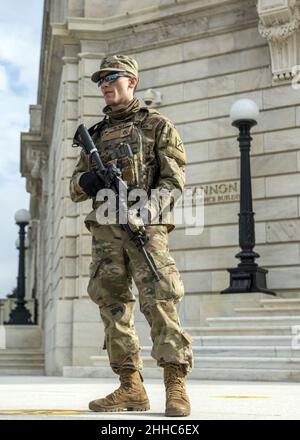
[20,0,300,375]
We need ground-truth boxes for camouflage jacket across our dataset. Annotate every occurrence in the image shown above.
[69,103,186,232]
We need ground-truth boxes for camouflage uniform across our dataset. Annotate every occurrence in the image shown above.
[70,57,193,376]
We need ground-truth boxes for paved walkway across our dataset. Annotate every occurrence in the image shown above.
[0,376,299,420]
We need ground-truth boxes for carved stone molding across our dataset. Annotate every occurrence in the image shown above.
[24,148,48,220]
[257,0,300,81]
[20,130,49,220]
[51,0,258,54]
[29,149,48,180]
[27,177,42,220]
[23,146,48,187]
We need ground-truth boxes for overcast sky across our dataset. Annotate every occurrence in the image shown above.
[0,1,44,298]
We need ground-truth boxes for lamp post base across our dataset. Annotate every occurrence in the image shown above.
[221,266,276,295]
[5,303,33,325]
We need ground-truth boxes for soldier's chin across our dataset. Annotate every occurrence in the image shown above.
[104,96,115,105]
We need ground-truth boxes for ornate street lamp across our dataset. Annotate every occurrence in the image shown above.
[222,99,276,295]
[5,209,34,324]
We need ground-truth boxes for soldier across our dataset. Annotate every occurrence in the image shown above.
[70,55,193,417]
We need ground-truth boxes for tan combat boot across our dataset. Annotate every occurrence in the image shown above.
[89,369,150,412]
[164,364,191,417]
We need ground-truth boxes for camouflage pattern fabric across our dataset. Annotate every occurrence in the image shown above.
[70,98,186,232]
[91,54,139,83]
[87,223,193,374]
[70,95,193,375]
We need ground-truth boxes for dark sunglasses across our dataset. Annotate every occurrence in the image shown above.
[97,72,132,87]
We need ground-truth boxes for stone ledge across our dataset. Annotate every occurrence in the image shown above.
[3,326,43,350]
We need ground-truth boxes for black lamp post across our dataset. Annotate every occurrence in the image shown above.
[222,99,276,295]
[5,209,34,324]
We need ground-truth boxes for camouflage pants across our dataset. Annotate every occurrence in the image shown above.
[87,223,193,375]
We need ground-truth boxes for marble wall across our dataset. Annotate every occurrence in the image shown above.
[21,0,300,374]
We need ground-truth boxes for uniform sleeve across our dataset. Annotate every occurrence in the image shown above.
[153,119,186,216]
[69,149,90,202]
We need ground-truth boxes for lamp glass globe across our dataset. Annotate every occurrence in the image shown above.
[15,209,31,225]
[230,99,259,123]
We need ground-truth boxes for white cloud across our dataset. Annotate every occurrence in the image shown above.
[0,89,33,180]
[0,23,41,88]
[0,65,8,91]
[0,0,43,298]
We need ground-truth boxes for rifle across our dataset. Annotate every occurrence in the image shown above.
[73,123,160,282]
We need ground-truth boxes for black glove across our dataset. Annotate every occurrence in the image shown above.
[79,171,104,197]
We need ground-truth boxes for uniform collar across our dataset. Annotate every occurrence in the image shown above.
[103,97,141,123]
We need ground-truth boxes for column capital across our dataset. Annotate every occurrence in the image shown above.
[257,0,300,81]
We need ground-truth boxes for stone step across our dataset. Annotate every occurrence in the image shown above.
[192,325,295,336]
[185,327,206,336]
[63,365,163,379]
[234,307,300,315]
[0,353,44,359]
[90,354,300,370]
[197,356,300,370]
[0,360,45,367]
[192,335,294,346]
[260,299,300,308]
[188,368,300,381]
[0,349,44,374]
[90,355,181,369]
[0,359,44,368]
[63,362,300,381]
[0,367,45,376]
[191,346,300,357]
[0,349,44,354]
[63,365,300,381]
[141,345,300,357]
[0,351,44,364]
[206,316,300,327]
[0,363,44,368]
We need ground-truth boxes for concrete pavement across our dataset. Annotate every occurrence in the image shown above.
[0,376,300,420]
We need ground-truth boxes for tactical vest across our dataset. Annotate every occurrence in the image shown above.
[88,108,162,201]
[79,107,185,232]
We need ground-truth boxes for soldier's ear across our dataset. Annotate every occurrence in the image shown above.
[129,75,138,91]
